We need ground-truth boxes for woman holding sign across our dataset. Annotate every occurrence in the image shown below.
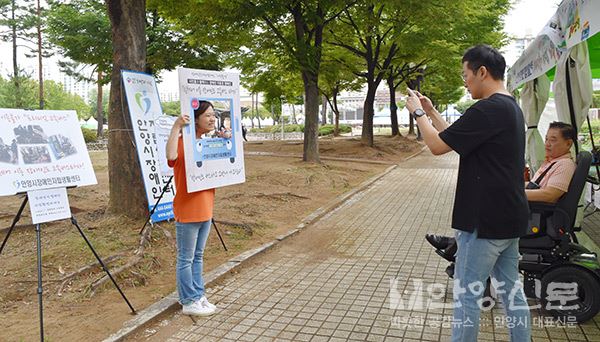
[166,100,218,316]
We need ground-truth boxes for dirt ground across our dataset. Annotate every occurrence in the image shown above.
[0,135,421,342]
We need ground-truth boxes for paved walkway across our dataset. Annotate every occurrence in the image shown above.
[139,152,600,342]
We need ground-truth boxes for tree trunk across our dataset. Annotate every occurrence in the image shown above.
[361,84,376,147]
[96,70,104,137]
[320,94,327,125]
[302,70,320,162]
[11,0,21,108]
[37,0,43,109]
[106,0,147,218]
[387,76,400,137]
[333,92,340,136]
[291,103,297,124]
[408,115,415,135]
[250,92,255,129]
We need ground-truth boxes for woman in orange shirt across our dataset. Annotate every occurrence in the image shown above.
[166,100,217,316]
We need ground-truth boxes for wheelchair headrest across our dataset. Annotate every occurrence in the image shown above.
[555,151,592,224]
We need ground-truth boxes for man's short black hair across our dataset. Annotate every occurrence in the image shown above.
[462,45,506,81]
[549,121,576,141]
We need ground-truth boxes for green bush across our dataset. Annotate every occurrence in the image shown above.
[318,124,352,136]
[269,124,304,133]
[81,127,97,143]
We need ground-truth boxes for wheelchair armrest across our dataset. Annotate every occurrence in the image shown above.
[528,201,557,213]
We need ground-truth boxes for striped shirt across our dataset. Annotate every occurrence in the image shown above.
[531,152,576,192]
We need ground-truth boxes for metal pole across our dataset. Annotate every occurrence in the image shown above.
[0,195,28,256]
[139,176,173,235]
[211,219,228,251]
[71,217,136,313]
[35,224,44,342]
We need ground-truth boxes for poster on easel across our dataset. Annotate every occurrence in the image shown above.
[28,187,71,224]
[178,67,245,192]
[0,109,97,196]
[121,70,175,222]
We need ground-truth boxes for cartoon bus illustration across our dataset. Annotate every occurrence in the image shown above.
[186,98,238,168]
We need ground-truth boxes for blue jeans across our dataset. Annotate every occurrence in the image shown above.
[176,220,211,305]
[452,230,531,342]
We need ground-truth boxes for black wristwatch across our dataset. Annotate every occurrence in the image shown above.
[411,108,426,119]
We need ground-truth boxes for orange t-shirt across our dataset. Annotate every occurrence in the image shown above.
[168,136,215,223]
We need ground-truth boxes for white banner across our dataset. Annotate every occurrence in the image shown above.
[121,70,174,222]
[178,68,245,192]
[28,187,71,224]
[558,0,600,49]
[0,109,96,196]
[507,0,600,91]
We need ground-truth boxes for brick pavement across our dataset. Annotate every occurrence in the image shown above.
[141,151,600,342]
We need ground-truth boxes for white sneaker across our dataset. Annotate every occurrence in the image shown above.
[181,300,215,316]
[199,296,217,311]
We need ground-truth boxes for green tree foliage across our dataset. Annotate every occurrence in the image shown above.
[328,0,510,145]
[593,90,600,108]
[161,100,181,116]
[0,0,37,108]
[455,99,477,114]
[151,0,355,162]
[46,0,112,82]
[0,75,90,116]
[0,73,37,108]
[319,44,363,136]
[88,86,110,120]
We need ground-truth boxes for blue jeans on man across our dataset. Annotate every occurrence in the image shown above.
[452,230,531,342]
[175,220,211,305]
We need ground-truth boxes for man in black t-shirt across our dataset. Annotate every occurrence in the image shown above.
[405,45,530,342]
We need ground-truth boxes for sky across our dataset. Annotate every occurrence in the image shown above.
[0,0,564,90]
[503,0,560,37]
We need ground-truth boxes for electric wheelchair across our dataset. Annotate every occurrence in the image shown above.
[436,151,600,323]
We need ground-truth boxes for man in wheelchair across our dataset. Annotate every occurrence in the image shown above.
[426,121,600,323]
[426,121,577,259]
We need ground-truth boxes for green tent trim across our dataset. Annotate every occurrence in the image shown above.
[546,32,600,80]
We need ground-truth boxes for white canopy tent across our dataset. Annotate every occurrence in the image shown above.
[507,0,600,225]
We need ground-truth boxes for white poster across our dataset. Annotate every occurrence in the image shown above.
[154,115,177,177]
[0,109,97,196]
[28,187,71,224]
[122,70,174,222]
[178,68,245,192]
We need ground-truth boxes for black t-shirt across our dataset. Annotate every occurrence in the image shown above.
[439,93,528,239]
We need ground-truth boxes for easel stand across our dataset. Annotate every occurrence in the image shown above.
[139,176,228,251]
[0,195,136,342]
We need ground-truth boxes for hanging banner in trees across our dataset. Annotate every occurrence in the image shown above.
[0,109,97,196]
[178,68,245,192]
[121,70,174,222]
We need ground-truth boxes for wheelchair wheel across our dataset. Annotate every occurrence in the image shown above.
[540,265,600,323]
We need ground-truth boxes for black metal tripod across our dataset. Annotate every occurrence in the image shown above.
[0,195,136,342]
[139,176,228,251]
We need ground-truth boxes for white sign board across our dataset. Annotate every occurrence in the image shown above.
[122,70,175,223]
[154,115,177,177]
[28,187,71,224]
[178,68,245,192]
[0,109,97,196]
